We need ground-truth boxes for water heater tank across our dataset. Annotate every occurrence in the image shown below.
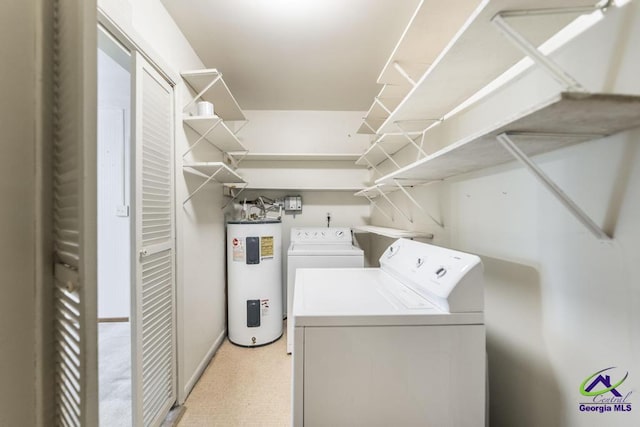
[226,220,283,346]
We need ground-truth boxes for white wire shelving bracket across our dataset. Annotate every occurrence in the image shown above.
[357,84,409,135]
[355,182,443,228]
[223,151,249,169]
[182,116,222,157]
[221,183,248,209]
[393,119,442,159]
[353,225,434,240]
[491,3,611,94]
[356,126,440,177]
[359,120,378,135]
[374,97,392,115]
[376,185,414,224]
[181,69,250,206]
[497,132,610,240]
[375,91,640,240]
[182,117,248,163]
[182,162,245,205]
[377,143,401,169]
[490,2,613,240]
[392,179,443,228]
[392,61,418,87]
[363,194,395,223]
[183,73,221,113]
[181,69,246,121]
[361,156,383,177]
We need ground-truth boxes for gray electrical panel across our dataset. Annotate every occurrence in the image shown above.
[246,299,260,327]
[246,236,260,264]
[284,195,302,212]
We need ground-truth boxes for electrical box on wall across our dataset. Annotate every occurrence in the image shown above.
[284,196,302,212]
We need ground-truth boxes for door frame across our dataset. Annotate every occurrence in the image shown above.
[97,12,180,424]
[97,9,180,87]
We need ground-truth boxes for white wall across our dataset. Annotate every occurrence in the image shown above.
[0,0,39,425]
[449,136,639,427]
[239,110,369,154]
[231,110,372,312]
[369,3,640,426]
[97,43,132,319]
[236,110,370,189]
[99,0,226,403]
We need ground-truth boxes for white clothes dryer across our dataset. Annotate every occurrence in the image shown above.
[292,238,485,426]
[286,227,364,353]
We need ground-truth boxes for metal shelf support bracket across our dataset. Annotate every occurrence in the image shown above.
[221,185,247,210]
[364,195,395,222]
[183,166,223,205]
[374,97,392,115]
[497,132,611,240]
[183,73,222,113]
[392,61,417,87]
[376,144,401,169]
[361,120,377,134]
[362,156,383,176]
[224,150,249,169]
[392,179,444,228]
[377,187,413,224]
[182,118,223,158]
[394,120,441,159]
[491,4,609,93]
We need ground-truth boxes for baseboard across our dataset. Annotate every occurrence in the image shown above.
[98,317,129,323]
[161,404,186,427]
[180,328,226,403]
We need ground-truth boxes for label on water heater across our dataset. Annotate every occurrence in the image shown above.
[232,237,244,262]
[261,299,270,316]
[261,236,274,259]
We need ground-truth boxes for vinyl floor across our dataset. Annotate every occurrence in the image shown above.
[178,324,291,427]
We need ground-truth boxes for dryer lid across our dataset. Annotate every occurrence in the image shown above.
[292,268,483,327]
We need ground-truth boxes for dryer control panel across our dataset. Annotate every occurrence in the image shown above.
[290,227,352,244]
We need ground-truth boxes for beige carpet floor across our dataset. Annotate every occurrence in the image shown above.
[178,326,291,426]
[99,322,132,427]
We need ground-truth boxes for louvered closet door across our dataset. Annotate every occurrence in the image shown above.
[132,52,176,427]
[52,0,98,425]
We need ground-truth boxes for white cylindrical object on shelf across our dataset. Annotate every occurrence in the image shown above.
[196,101,214,116]
[227,220,283,347]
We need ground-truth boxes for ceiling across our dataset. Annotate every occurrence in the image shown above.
[160,0,421,111]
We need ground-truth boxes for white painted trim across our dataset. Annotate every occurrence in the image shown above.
[35,1,55,425]
[97,7,180,86]
[179,328,227,404]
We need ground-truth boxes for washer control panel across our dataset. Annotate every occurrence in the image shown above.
[290,227,352,243]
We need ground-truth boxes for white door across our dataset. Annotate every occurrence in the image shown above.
[131,52,177,427]
[52,0,98,425]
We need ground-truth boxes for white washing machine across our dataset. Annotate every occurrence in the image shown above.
[286,227,364,353]
[292,238,485,426]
